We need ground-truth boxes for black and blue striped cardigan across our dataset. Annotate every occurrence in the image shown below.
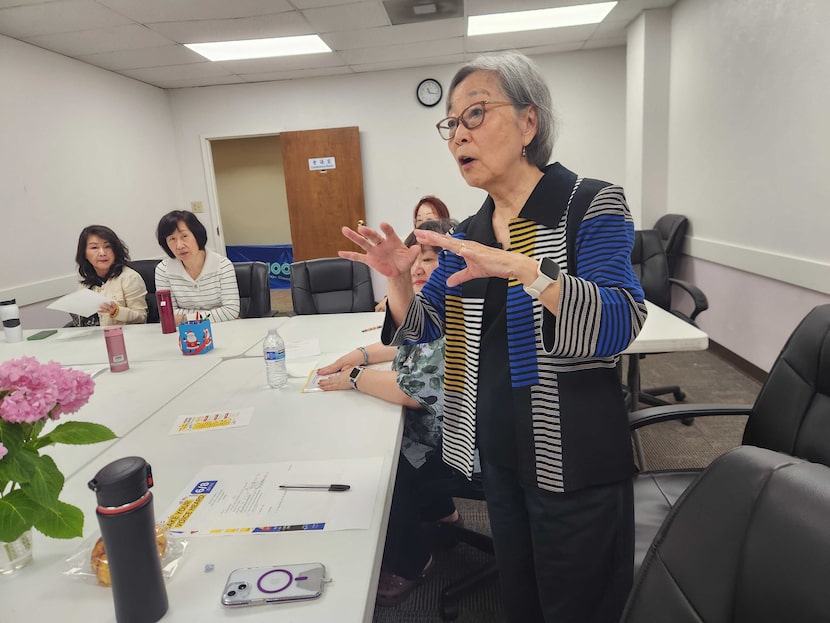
[386,163,647,493]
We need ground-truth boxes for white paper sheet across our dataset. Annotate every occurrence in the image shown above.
[47,289,112,317]
[162,457,383,536]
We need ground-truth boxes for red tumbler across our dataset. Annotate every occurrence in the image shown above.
[156,290,176,334]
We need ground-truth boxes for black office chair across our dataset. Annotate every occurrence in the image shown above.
[630,303,830,573]
[652,214,688,279]
[628,229,708,408]
[623,445,830,622]
[130,259,162,323]
[233,261,272,318]
[289,257,375,315]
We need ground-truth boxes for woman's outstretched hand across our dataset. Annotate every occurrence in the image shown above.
[413,229,524,286]
[339,222,419,279]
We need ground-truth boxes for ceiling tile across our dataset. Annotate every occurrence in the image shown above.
[96,0,293,23]
[323,18,464,50]
[301,1,389,33]
[145,12,312,44]
[24,23,172,56]
[0,0,132,39]
[340,36,463,64]
[76,44,205,71]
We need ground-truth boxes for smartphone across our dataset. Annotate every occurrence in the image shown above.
[27,329,58,341]
[220,562,326,607]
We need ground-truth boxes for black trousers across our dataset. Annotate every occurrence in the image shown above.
[481,459,634,623]
[382,452,458,579]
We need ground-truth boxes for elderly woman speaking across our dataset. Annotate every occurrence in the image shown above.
[340,52,646,622]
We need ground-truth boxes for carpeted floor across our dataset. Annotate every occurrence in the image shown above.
[372,348,763,623]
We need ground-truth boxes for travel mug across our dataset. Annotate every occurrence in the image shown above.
[104,326,130,372]
[156,290,176,334]
[88,457,168,623]
[0,299,23,343]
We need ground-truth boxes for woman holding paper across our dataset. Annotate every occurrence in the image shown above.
[317,218,460,606]
[73,225,148,326]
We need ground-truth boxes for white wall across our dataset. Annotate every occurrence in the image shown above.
[166,47,627,252]
[0,35,184,328]
[666,0,830,370]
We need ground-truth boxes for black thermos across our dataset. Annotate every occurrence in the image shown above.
[88,457,169,623]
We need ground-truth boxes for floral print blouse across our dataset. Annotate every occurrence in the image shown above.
[393,337,445,469]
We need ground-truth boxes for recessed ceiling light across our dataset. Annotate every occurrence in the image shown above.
[185,35,331,62]
[468,1,617,36]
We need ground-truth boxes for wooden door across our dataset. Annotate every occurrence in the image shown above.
[280,126,366,261]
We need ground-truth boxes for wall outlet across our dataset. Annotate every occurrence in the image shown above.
[190,201,203,213]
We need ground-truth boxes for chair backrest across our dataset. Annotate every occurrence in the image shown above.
[742,304,830,464]
[289,258,374,315]
[623,445,830,622]
[631,229,672,312]
[130,259,162,323]
[234,261,272,318]
[652,214,688,278]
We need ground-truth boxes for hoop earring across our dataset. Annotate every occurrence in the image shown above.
[521,146,527,158]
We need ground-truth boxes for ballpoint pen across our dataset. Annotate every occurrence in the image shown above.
[279,484,351,491]
[361,325,382,333]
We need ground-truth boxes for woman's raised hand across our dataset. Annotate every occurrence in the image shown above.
[413,229,523,286]
[339,222,418,279]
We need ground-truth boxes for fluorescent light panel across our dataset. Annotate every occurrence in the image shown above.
[185,35,331,61]
[468,1,617,36]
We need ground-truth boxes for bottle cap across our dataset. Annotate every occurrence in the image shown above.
[89,456,153,507]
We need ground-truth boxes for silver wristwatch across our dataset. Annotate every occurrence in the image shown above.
[523,257,560,299]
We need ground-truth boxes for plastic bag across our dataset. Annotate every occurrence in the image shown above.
[64,523,187,586]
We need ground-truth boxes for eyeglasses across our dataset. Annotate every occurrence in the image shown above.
[435,100,513,140]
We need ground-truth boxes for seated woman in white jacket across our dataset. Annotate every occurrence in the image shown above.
[73,225,148,326]
[154,210,240,325]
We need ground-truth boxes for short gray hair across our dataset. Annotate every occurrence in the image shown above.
[447,51,555,169]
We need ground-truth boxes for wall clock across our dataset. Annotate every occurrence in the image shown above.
[416,78,442,107]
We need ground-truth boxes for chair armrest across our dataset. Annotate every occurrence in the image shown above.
[629,403,753,431]
[669,277,709,321]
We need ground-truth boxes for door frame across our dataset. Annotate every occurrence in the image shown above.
[199,128,283,256]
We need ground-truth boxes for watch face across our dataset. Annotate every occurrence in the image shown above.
[417,79,442,107]
[539,257,560,280]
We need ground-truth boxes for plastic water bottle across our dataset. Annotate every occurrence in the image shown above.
[263,328,287,388]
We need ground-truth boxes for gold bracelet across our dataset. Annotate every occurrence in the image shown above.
[109,303,119,318]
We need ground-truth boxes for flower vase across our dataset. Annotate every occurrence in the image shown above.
[0,529,33,574]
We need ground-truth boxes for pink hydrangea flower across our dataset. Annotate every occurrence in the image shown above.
[0,356,94,423]
[0,442,7,461]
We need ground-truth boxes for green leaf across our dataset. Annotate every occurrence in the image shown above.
[0,489,42,542]
[0,420,25,453]
[0,446,40,485]
[34,421,117,449]
[33,499,84,539]
[23,454,64,508]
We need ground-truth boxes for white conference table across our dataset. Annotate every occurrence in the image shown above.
[0,316,289,365]
[1,314,403,623]
[51,358,220,481]
[624,300,708,355]
[244,311,385,359]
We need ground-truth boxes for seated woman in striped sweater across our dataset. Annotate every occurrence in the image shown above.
[154,210,240,324]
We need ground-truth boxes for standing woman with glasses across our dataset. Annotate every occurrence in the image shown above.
[338,51,646,622]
